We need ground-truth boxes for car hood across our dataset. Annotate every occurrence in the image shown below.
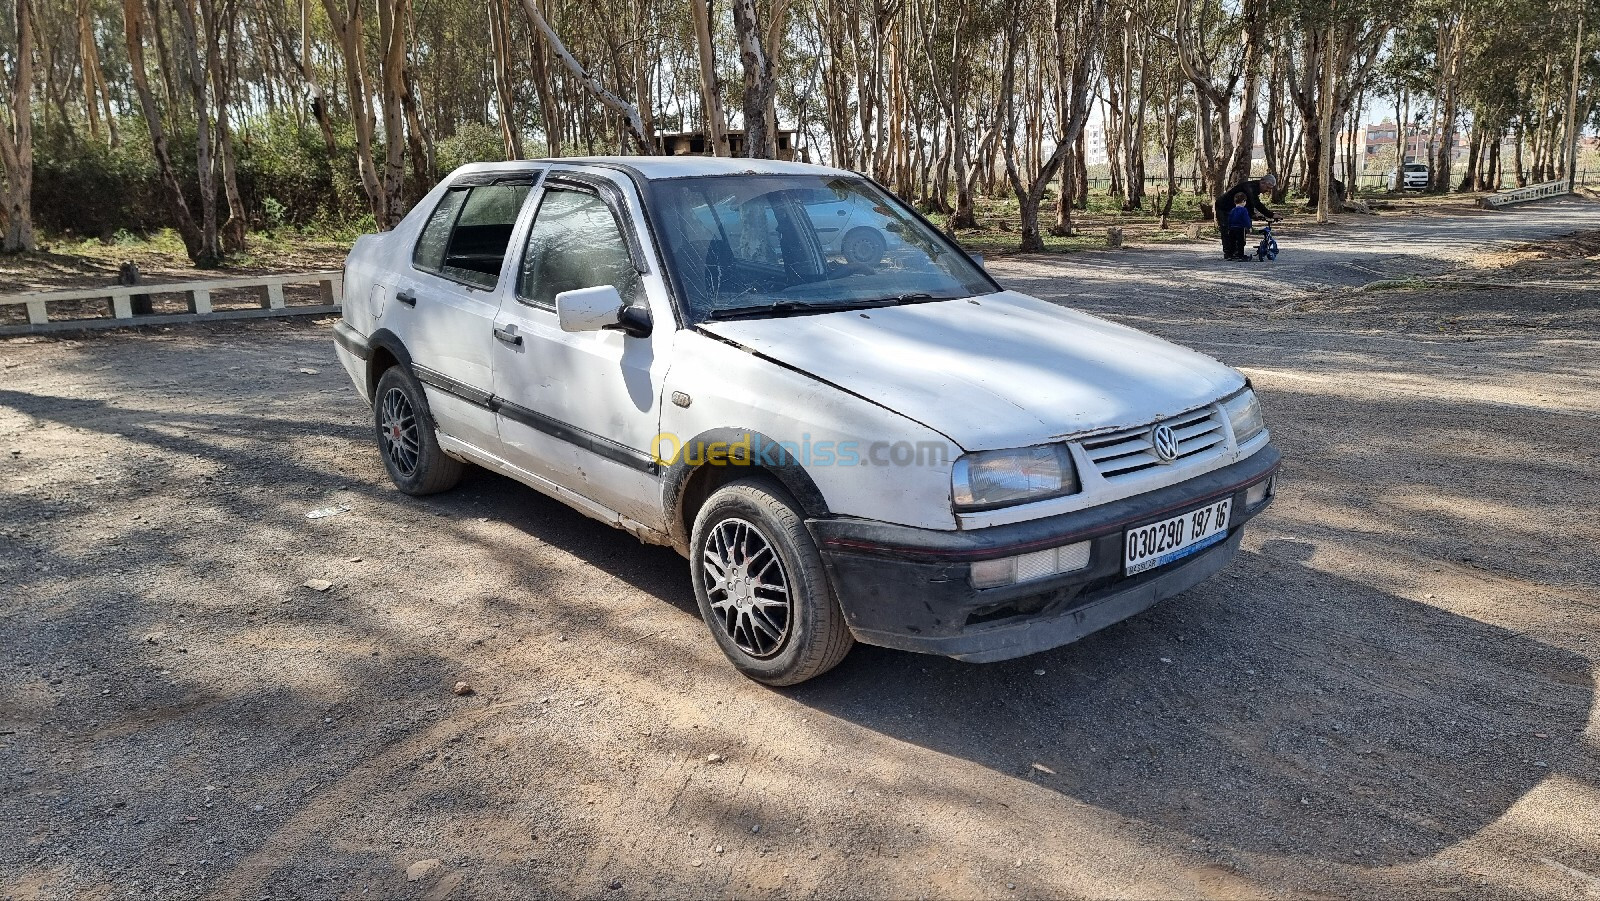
[699,291,1245,451]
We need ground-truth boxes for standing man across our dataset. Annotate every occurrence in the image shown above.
[1214,173,1279,259]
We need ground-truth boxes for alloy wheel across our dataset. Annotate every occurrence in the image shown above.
[379,386,420,477]
[701,517,792,658]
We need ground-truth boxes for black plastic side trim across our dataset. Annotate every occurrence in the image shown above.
[495,398,660,475]
[409,360,657,475]
[412,363,494,409]
[333,320,371,360]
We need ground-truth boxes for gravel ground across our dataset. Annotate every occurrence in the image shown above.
[2,199,1599,900]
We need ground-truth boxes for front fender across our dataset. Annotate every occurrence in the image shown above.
[660,427,832,551]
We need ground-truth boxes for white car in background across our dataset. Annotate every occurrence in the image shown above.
[333,157,1280,685]
[1389,163,1429,191]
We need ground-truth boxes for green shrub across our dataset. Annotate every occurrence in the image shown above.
[434,122,510,175]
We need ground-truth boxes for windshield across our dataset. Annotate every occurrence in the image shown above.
[646,174,996,322]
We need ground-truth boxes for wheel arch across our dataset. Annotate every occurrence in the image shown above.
[364,328,415,401]
[663,427,832,555]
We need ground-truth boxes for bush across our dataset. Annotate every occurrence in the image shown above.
[434,122,510,175]
[33,113,379,240]
[235,112,365,227]
[31,123,162,239]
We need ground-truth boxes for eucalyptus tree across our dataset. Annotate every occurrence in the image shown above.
[0,0,34,252]
[1001,0,1106,251]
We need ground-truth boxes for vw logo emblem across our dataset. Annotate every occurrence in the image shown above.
[1150,424,1179,462]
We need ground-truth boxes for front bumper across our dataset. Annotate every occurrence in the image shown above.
[809,444,1280,662]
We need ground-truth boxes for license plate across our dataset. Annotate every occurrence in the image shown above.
[1124,499,1232,575]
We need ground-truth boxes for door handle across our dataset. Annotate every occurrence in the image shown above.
[395,289,417,307]
[493,325,523,346]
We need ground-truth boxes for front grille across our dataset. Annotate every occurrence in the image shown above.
[1080,406,1226,479]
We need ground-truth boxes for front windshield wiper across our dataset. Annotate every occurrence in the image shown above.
[704,298,903,321]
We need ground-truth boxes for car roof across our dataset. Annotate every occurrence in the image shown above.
[448,156,857,181]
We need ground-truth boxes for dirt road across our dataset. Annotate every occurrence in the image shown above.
[3,199,1599,899]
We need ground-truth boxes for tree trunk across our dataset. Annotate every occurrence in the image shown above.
[0,0,35,252]
[1004,0,1104,252]
[518,0,653,153]
[1458,125,1481,192]
[1224,0,1266,187]
[378,0,412,226]
[1074,129,1089,207]
[1263,48,1284,183]
[529,10,561,156]
[1288,26,1323,206]
[174,0,221,265]
[206,0,246,253]
[1513,119,1526,186]
[1431,7,1465,193]
[1563,13,1585,190]
[285,1,337,160]
[691,0,728,155]
[732,0,778,158]
[1172,0,1236,200]
[1315,21,1334,223]
[323,0,386,224]
[489,0,524,159]
[1157,67,1179,228]
[123,0,206,262]
[763,0,791,156]
[401,59,433,188]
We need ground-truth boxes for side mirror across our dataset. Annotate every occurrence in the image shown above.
[554,284,652,338]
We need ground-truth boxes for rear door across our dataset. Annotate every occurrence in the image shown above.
[388,173,538,449]
[490,170,677,530]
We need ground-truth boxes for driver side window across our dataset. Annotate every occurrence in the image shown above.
[517,188,642,309]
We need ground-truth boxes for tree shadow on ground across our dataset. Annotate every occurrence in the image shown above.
[787,537,1594,867]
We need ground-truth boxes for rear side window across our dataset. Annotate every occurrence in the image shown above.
[413,188,468,272]
[412,184,532,289]
[517,189,642,309]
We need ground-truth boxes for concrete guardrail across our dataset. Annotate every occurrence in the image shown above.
[0,270,343,336]
[1479,179,1571,208]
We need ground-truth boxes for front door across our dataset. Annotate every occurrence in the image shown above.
[490,172,675,530]
[388,177,536,449]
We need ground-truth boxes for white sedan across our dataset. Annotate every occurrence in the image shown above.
[333,157,1280,685]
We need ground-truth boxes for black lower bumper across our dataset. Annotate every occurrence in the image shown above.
[808,445,1280,662]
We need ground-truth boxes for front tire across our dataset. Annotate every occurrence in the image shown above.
[373,366,464,496]
[689,478,854,686]
[841,227,887,265]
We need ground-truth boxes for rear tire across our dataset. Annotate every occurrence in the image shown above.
[373,366,464,496]
[689,478,853,686]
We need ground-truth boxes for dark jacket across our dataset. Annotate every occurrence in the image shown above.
[1214,180,1275,224]
[1226,205,1252,230]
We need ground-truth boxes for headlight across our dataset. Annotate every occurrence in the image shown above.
[1222,389,1265,445]
[952,443,1079,511]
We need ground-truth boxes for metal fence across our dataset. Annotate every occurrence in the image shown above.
[1352,170,1593,191]
[1069,170,1594,194]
